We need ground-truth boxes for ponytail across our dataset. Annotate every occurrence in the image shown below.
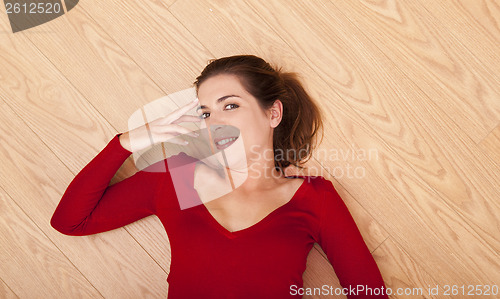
[274,71,324,173]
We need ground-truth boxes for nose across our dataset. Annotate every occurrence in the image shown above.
[198,117,224,136]
[205,124,224,138]
[203,112,227,131]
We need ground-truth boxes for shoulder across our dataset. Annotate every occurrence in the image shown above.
[291,175,338,207]
[301,175,336,193]
[302,176,344,213]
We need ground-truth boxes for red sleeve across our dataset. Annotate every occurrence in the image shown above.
[317,179,388,298]
[50,133,167,236]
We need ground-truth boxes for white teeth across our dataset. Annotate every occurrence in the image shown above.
[216,137,237,146]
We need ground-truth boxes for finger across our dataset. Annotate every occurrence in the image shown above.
[164,137,189,145]
[164,124,200,137]
[170,98,200,120]
[171,115,202,124]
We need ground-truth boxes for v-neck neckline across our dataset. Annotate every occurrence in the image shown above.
[193,167,309,239]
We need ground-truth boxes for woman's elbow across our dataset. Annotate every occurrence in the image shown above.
[50,214,83,236]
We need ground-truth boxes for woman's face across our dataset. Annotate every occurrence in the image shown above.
[196,74,280,171]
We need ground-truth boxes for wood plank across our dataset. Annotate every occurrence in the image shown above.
[324,0,500,252]
[0,187,101,297]
[1,6,159,131]
[0,277,19,299]
[330,0,500,144]
[411,0,500,79]
[74,0,212,97]
[479,124,500,166]
[154,0,177,10]
[372,238,450,299]
[322,109,500,286]
[0,95,168,297]
[286,129,459,299]
[0,4,120,173]
[302,247,343,299]
[455,0,500,41]
[302,237,450,299]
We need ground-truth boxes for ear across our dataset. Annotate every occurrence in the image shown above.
[269,99,283,128]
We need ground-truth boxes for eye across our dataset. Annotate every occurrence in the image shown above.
[224,103,239,110]
[199,103,239,119]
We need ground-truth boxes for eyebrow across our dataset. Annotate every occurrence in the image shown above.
[196,95,240,111]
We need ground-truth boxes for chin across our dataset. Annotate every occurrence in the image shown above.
[216,136,247,171]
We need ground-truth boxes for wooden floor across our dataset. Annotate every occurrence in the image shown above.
[1,0,499,298]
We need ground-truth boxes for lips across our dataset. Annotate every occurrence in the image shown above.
[214,136,238,150]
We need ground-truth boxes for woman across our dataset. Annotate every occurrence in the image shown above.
[51,55,388,298]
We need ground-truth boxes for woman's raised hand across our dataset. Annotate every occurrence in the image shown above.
[119,98,201,152]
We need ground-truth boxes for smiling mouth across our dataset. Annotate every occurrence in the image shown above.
[214,136,238,150]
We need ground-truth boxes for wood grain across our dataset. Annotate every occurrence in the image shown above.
[0,95,168,297]
[455,0,500,41]
[1,0,498,297]
[479,124,500,166]
[302,247,343,298]
[0,277,18,299]
[331,0,500,144]
[411,0,500,77]
[0,187,101,297]
[371,238,451,299]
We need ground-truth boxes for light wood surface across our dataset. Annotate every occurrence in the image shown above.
[0,0,498,298]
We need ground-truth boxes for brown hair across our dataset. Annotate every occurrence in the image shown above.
[194,55,324,175]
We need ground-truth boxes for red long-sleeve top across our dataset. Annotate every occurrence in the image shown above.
[51,133,388,298]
